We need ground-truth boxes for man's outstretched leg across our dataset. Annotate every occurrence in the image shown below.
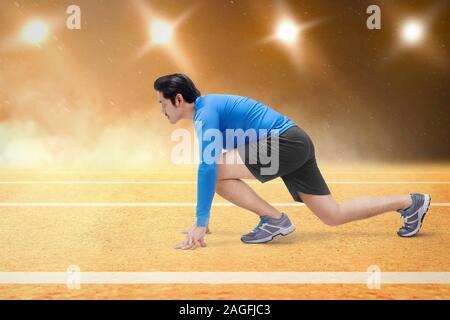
[298,192,432,237]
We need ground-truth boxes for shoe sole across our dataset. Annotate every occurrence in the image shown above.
[241,224,296,244]
[398,194,431,238]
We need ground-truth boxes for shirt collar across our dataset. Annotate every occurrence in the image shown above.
[194,96,202,111]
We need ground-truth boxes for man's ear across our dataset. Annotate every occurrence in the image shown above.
[175,93,183,107]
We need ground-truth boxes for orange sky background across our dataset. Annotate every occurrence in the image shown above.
[0,0,448,169]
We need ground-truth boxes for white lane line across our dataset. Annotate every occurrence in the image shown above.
[0,272,449,284]
[0,181,449,185]
[0,202,449,207]
[0,181,197,185]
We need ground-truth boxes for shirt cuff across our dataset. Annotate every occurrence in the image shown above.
[196,216,209,227]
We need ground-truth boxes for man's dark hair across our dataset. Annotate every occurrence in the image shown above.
[153,73,201,106]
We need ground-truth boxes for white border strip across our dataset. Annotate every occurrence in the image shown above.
[0,202,449,207]
[0,180,449,185]
[0,272,449,284]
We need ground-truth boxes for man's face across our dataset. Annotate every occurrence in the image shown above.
[157,91,183,124]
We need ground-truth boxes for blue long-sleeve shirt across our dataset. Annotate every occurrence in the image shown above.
[193,94,296,227]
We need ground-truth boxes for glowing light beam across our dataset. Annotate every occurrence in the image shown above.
[275,19,300,45]
[400,20,425,45]
[150,20,174,46]
[21,20,49,45]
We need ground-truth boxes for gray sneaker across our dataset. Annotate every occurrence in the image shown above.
[397,193,431,237]
[241,213,296,244]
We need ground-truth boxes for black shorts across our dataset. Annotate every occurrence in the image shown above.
[237,125,331,202]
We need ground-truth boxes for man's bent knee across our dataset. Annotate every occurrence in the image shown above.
[216,163,254,181]
[319,215,342,226]
[316,205,345,226]
[298,192,343,226]
[215,179,226,194]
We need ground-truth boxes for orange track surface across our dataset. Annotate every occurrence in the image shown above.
[0,163,449,299]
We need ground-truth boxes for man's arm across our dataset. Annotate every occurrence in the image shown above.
[194,108,222,227]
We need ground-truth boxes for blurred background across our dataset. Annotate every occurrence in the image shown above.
[0,0,448,169]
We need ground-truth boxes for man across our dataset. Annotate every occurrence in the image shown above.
[153,73,432,250]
